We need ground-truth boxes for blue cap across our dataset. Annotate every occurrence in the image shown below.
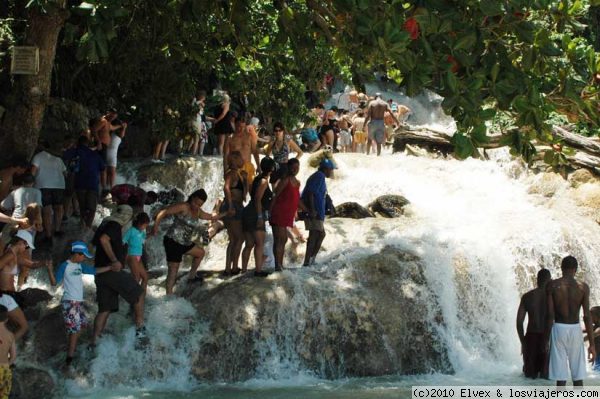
[320,159,337,169]
[71,241,93,258]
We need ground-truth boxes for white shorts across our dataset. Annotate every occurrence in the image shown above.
[549,323,587,381]
[339,130,352,147]
[0,294,18,312]
[106,149,118,167]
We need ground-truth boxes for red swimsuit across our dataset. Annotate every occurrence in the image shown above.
[270,180,300,228]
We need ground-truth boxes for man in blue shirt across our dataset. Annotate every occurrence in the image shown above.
[301,159,335,266]
[63,135,105,230]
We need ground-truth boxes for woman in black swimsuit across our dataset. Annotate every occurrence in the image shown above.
[241,157,275,276]
[222,151,247,275]
[213,93,233,155]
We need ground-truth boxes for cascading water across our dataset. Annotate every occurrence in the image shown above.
[38,145,600,398]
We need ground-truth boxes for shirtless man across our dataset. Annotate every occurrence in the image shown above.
[223,116,260,188]
[364,93,399,156]
[546,256,595,386]
[383,109,396,147]
[397,104,412,125]
[517,269,551,379]
[90,110,126,194]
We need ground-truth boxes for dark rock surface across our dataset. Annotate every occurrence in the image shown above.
[368,195,410,218]
[331,202,374,219]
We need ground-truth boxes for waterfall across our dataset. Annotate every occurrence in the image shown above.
[48,148,600,396]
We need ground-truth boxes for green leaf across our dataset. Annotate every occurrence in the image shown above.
[452,133,475,159]
[453,32,477,51]
[479,0,504,16]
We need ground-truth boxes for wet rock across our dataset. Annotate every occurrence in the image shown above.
[185,246,450,381]
[10,366,55,399]
[32,308,66,362]
[569,169,597,188]
[368,195,410,218]
[40,98,97,145]
[331,202,374,219]
[137,157,223,194]
[527,172,566,197]
[19,288,52,309]
[147,269,166,280]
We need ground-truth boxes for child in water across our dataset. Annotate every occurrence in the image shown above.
[123,213,150,291]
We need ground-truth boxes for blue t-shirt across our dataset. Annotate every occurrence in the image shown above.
[123,226,146,256]
[301,170,327,220]
[63,145,105,192]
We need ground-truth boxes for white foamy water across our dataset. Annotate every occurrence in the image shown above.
[43,148,600,398]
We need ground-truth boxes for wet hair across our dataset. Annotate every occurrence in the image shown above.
[259,157,276,175]
[561,255,578,270]
[235,114,245,123]
[133,212,150,228]
[25,203,42,232]
[187,189,208,203]
[315,104,324,109]
[591,306,600,320]
[273,122,285,133]
[0,305,7,323]
[78,135,90,146]
[286,158,300,175]
[145,191,158,205]
[537,269,551,286]
[21,173,35,186]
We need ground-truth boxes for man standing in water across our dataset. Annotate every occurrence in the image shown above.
[224,116,260,188]
[546,256,595,386]
[364,93,399,156]
[517,268,551,378]
[301,159,335,266]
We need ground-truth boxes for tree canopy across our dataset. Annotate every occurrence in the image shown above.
[1,0,599,161]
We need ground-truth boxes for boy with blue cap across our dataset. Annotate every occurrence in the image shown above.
[49,241,114,366]
[301,159,335,266]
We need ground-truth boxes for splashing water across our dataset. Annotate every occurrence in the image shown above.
[52,148,600,398]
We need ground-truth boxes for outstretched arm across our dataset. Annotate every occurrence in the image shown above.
[151,203,187,235]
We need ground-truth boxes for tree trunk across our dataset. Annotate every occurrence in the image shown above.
[0,3,68,166]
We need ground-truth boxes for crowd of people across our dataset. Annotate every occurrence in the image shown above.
[1,88,595,396]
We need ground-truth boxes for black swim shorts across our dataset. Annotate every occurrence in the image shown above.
[163,236,195,263]
[41,188,65,207]
[95,271,143,313]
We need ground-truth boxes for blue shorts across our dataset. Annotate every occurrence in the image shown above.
[301,128,319,143]
[368,120,385,144]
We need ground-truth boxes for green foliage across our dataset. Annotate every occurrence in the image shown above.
[6,0,600,158]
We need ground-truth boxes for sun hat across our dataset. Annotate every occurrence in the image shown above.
[15,230,35,249]
[106,205,134,226]
[71,241,93,258]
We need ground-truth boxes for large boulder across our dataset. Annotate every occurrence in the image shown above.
[368,195,410,218]
[569,169,597,188]
[19,288,52,309]
[527,172,566,197]
[40,98,97,145]
[331,202,374,219]
[32,308,66,362]
[137,157,223,197]
[10,367,54,399]
[184,246,450,381]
